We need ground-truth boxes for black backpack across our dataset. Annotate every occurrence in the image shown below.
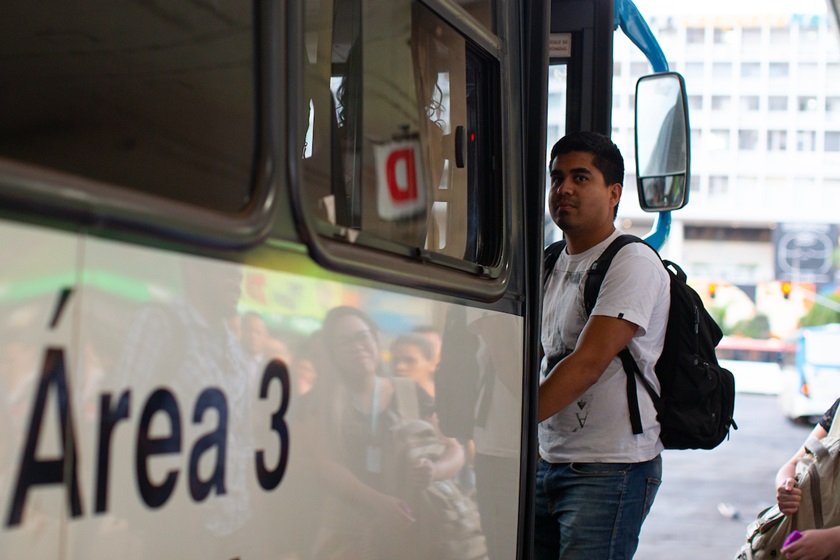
[543,234,737,450]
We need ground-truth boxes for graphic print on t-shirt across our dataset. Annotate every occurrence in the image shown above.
[575,398,589,430]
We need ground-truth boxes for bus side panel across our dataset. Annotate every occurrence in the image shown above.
[0,220,80,558]
[37,235,526,559]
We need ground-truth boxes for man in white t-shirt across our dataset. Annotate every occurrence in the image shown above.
[536,131,670,560]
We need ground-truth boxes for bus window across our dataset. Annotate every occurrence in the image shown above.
[0,2,256,214]
[301,0,502,270]
[544,63,568,244]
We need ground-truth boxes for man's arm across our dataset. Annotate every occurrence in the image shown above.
[538,315,638,422]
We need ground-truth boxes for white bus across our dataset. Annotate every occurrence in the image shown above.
[0,1,688,558]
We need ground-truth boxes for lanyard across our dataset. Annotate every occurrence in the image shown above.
[370,376,381,436]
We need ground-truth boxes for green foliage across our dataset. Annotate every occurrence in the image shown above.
[800,294,840,327]
[709,305,729,334]
[729,313,771,338]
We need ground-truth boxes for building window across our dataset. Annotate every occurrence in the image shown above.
[799,22,820,45]
[769,62,789,78]
[709,129,730,151]
[630,61,649,79]
[828,63,840,83]
[740,96,759,111]
[796,130,816,151]
[691,129,703,151]
[687,27,705,44]
[708,175,729,196]
[769,26,790,44]
[798,96,818,112]
[613,62,622,77]
[741,27,762,46]
[683,62,705,83]
[688,95,704,111]
[798,63,819,82]
[767,130,787,151]
[826,97,840,118]
[825,131,840,152]
[765,176,786,189]
[714,27,734,45]
[712,62,732,79]
[740,62,761,79]
[768,96,788,111]
[690,174,702,195]
[738,130,759,150]
[691,128,703,151]
[711,96,732,111]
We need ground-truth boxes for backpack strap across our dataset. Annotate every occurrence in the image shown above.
[583,234,661,435]
[583,234,645,314]
[543,240,567,288]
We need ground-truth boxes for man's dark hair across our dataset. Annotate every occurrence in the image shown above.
[549,131,625,218]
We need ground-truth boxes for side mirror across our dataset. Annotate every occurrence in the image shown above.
[634,72,690,212]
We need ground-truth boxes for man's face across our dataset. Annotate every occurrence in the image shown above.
[391,343,435,382]
[548,151,620,235]
[328,315,379,379]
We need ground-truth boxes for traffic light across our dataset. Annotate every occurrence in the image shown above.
[708,282,717,299]
[781,281,792,299]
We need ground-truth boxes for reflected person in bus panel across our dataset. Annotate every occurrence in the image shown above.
[297,306,465,560]
[114,260,256,538]
[390,332,438,402]
[537,131,670,559]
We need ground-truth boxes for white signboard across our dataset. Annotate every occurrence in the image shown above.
[374,139,427,220]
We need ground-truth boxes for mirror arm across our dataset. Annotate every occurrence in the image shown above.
[618,0,679,252]
[642,211,671,251]
[614,0,669,73]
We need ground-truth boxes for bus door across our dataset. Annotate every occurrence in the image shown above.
[546,0,691,250]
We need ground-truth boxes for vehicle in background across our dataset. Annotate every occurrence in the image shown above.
[716,336,794,395]
[779,324,840,422]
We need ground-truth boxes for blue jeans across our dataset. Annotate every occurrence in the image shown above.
[534,455,662,560]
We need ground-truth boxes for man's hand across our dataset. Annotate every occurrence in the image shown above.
[538,315,638,422]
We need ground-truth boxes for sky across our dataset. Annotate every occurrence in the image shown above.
[633,0,828,16]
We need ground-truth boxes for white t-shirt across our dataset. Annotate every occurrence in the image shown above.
[539,230,669,463]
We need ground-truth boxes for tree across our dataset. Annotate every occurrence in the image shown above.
[709,305,729,335]
[799,293,840,327]
[729,313,771,339]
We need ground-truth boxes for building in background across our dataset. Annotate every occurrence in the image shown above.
[546,0,840,337]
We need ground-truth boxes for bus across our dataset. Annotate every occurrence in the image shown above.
[716,336,795,395]
[779,324,840,422]
[0,1,687,558]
